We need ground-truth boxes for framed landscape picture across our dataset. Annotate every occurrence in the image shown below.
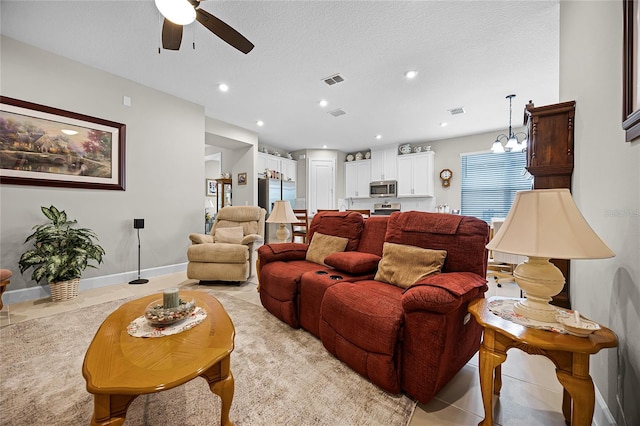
[0,96,126,190]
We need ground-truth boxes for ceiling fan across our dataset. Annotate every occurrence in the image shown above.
[155,0,254,54]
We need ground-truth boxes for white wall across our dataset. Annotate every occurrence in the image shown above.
[205,117,258,208]
[1,36,205,301]
[421,127,527,212]
[561,2,640,424]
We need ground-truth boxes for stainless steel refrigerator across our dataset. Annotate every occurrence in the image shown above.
[258,178,296,213]
[259,178,296,242]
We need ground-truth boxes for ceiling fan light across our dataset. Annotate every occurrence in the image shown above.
[155,0,196,25]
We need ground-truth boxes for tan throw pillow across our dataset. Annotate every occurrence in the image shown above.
[374,242,447,288]
[305,232,349,266]
[214,226,244,244]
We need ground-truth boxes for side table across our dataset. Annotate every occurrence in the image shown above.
[468,297,617,426]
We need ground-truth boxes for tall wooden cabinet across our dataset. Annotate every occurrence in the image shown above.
[524,100,576,309]
[216,178,232,211]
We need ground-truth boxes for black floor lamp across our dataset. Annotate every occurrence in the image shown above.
[129,218,149,285]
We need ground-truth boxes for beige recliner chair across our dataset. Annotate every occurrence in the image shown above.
[187,206,266,282]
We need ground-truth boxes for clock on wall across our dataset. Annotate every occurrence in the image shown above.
[439,169,453,187]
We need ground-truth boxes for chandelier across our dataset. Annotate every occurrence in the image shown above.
[491,94,527,153]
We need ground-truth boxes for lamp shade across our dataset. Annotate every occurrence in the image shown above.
[490,139,505,153]
[487,189,614,260]
[266,200,298,224]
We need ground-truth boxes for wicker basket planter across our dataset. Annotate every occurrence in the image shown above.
[49,278,80,302]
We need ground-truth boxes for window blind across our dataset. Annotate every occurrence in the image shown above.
[460,152,531,223]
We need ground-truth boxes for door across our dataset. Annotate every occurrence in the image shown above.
[309,159,335,214]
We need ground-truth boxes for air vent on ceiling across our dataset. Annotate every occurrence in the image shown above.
[323,74,345,86]
[328,108,346,117]
[448,107,466,115]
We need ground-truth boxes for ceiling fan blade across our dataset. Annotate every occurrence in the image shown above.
[162,18,183,51]
[196,8,254,54]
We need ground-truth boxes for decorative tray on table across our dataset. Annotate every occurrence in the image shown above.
[144,298,196,327]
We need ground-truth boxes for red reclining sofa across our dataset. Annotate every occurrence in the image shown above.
[257,210,490,404]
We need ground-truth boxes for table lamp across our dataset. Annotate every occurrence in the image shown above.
[266,200,299,243]
[486,189,614,322]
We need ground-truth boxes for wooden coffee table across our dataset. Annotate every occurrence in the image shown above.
[82,290,235,426]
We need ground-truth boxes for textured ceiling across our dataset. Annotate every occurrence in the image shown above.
[0,0,560,152]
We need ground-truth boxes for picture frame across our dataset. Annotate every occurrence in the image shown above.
[238,172,247,185]
[0,96,126,190]
[623,0,640,141]
[206,178,217,196]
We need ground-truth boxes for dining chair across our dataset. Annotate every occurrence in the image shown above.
[291,209,309,243]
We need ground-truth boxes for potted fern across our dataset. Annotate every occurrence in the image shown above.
[18,205,105,301]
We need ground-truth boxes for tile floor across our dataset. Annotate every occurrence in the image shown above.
[1,273,566,425]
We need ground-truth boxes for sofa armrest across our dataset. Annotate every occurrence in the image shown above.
[242,233,264,245]
[402,272,488,314]
[189,233,214,244]
[257,243,309,264]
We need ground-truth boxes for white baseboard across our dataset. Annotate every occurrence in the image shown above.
[3,263,187,305]
[593,378,618,426]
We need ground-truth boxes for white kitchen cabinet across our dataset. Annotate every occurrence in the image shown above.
[345,160,371,198]
[397,151,434,197]
[370,146,397,181]
[258,152,296,182]
[280,158,297,182]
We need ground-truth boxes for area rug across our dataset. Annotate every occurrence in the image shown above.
[0,287,416,425]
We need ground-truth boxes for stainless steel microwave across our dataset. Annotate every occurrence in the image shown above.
[369,180,397,198]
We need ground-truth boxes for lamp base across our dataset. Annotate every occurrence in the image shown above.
[513,256,565,323]
[513,298,560,323]
[129,278,149,285]
[275,224,290,243]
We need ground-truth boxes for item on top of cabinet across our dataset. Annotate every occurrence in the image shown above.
[399,144,411,155]
[346,154,354,162]
[413,146,422,153]
[221,172,231,179]
[262,147,269,153]
[286,153,293,159]
[355,152,363,160]
[424,146,432,151]
[274,152,281,157]
[364,151,371,159]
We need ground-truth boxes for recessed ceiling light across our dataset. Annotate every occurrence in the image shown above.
[404,70,418,79]
[61,129,78,136]
[218,83,229,92]
[319,99,328,108]
[322,145,327,149]
[256,120,264,127]
[375,134,382,139]
[440,122,448,127]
